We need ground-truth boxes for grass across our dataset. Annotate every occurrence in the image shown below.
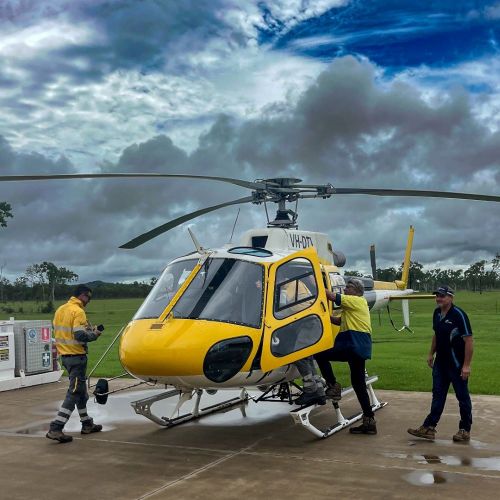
[2,291,499,394]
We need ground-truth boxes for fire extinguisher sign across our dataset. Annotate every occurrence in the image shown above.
[41,327,50,342]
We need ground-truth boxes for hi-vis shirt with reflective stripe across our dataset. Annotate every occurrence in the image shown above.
[53,297,91,355]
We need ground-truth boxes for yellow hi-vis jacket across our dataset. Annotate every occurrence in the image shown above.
[53,297,98,355]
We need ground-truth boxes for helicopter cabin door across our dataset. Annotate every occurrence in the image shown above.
[260,247,333,371]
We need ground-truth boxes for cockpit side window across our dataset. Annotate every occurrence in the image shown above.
[274,258,318,320]
[133,259,198,320]
[329,272,345,295]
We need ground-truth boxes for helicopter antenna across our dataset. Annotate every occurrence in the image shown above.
[188,227,207,254]
[263,199,270,224]
[228,208,240,244]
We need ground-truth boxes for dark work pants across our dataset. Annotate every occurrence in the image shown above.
[294,357,325,396]
[315,349,374,418]
[50,355,92,431]
[423,361,472,432]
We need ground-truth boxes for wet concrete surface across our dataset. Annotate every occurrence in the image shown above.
[1,380,500,499]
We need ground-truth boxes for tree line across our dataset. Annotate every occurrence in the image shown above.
[0,261,155,309]
[346,254,500,293]
[1,253,498,312]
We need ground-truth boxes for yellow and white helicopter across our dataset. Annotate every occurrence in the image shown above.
[2,174,499,437]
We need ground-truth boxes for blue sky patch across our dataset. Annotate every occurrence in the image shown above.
[265,0,500,70]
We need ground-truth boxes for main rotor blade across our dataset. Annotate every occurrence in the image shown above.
[120,195,254,249]
[0,173,263,190]
[334,188,500,203]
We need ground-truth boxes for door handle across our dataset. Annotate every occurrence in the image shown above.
[320,301,326,312]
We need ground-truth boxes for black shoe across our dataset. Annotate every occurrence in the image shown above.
[325,382,342,401]
[294,391,327,407]
[350,415,377,435]
[46,430,73,443]
[81,423,103,435]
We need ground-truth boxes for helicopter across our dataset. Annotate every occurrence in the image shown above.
[2,174,499,438]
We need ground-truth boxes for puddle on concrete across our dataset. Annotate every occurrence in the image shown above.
[422,438,494,450]
[17,389,294,435]
[403,470,448,486]
[470,457,500,471]
[384,451,500,472]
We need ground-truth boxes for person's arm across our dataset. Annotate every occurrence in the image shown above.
[456,308,473,380]
[73,310,100,343]
[461,336,474,380]
[325,289,342,307]
[427,334,436,368]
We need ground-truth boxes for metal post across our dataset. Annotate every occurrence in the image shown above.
[87,325,125,386]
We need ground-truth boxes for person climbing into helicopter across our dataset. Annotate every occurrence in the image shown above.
[314,278,377,434]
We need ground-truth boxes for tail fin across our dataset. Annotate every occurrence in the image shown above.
[370,244,377,279]
[399,225,414,289]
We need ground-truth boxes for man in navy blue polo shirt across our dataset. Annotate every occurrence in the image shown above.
[408,285,474,442]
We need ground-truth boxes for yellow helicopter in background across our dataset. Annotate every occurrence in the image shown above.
[2,174,499,437]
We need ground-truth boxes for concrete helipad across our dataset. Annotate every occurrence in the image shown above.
[1,380,500,500]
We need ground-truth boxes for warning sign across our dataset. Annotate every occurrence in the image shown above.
[42,352,51,368]
[41,327,50,342]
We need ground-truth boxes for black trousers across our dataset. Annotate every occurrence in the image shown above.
[315,349,374,418]
[50,355,91,431]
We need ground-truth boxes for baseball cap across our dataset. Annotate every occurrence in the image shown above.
[346,278,364,295]
[433,285,454,297]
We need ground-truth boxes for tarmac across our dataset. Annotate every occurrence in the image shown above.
[1,379,500,500]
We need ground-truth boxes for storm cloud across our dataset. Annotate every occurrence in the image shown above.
[0,2,499,282]
[1,54,499,283]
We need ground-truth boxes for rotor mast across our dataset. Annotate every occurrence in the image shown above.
[254,177,334,229]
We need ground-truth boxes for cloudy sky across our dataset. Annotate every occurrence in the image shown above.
[1,0,499,283]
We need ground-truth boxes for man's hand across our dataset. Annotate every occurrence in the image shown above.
[330,315,341,326]
[92,326,102,337]
[461,365,471,380]
[427,353,434,369]
[325,289,335,302]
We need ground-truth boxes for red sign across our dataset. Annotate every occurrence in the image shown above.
[41,327,50,342]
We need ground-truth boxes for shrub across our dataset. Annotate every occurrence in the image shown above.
[41,301,55,314]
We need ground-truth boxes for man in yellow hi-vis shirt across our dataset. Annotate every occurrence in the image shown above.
[315,278,376,434]
[46,285,103,443]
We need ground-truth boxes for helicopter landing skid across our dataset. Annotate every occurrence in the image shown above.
[290,375,387,438]
[131,388,249,427]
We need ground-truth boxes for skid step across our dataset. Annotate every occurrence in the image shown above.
[290,374,387,438]
[131,388,249,427]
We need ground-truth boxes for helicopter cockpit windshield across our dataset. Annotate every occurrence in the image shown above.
[133,259,198,320]
[172,258,264,328]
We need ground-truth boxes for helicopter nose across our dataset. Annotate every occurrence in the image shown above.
[119,320,196,377]
[119,320,256,381]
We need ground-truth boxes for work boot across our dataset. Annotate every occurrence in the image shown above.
[325,382,342,401]
[350,415,377,435]
[81,422,103,434]
[453,429,470,442]
[407,425,436,441]
[46,429,73,443]
[294,391,326,407]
